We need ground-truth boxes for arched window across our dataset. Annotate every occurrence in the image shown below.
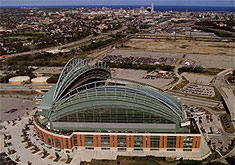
[47,136,52,146]
[55,139,61,149]
[40,132,44,141]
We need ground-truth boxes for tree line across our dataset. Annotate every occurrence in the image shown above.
[106,62,174,72]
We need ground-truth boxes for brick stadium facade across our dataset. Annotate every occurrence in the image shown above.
[34,120,201,152]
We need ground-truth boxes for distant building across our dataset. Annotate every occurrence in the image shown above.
[151,3,154,13]
[186,9,188,17]
[146,7,152,13]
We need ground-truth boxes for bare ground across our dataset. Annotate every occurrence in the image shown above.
[124,39,235,55]
[182,73,215,85]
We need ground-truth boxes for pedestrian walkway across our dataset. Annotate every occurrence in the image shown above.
[1,107,214,164]
[0,111,68,165]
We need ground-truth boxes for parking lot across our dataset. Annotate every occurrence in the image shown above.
[182,83,215,97]
[182,103,233,154]
[103,54,179,65]
[106,49,182,66]
[0,95,35,122]
[0,152,17,165]
[111,68,173,88]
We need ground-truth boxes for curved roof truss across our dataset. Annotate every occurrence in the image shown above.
[53,57,110,101]
[48,81,185,123]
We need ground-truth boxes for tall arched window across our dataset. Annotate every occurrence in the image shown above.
[40,132,44,142]
[55,139,61,149]
[47,136,52,146]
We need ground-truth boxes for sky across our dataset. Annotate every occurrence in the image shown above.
[0,0,234,7]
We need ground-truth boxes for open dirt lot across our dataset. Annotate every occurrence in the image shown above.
[111,68,172,88]
[125,39,235,55]
[108,49,183,59]
[182,73,215,85]
[0,95,35,122]
[186,53,234,69]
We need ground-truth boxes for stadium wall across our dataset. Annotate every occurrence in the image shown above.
[34,121,201,152]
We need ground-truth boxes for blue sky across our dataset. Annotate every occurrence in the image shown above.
[1,0,234,7]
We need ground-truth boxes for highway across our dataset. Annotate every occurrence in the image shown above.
[3,26,128,59]
[166,91,220,108]
[0,84,54,91]
[214,69,235,127]
[1,83,221,108]
[4,35,106,58]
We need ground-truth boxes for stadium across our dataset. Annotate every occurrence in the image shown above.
[33,57,203,159]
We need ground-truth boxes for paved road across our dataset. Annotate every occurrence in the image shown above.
[167,90,220,103]
[175,97,219,108]
[214,68,235,127]
[4,35,106,58]
[212,146,235,164]
[166,90,220,108]
[202,106,235,164]
[4,26,127,58]
[0,111,68,165]
[0,84,54,91]
[0,82,221,109]
[162,54,186,91]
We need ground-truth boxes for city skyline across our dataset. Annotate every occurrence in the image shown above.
[1,0,234,7]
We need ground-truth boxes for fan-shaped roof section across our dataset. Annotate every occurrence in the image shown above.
[106,78,181,113]
[53,57,110,101]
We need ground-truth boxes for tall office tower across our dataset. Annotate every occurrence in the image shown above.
[151,3,154,13]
